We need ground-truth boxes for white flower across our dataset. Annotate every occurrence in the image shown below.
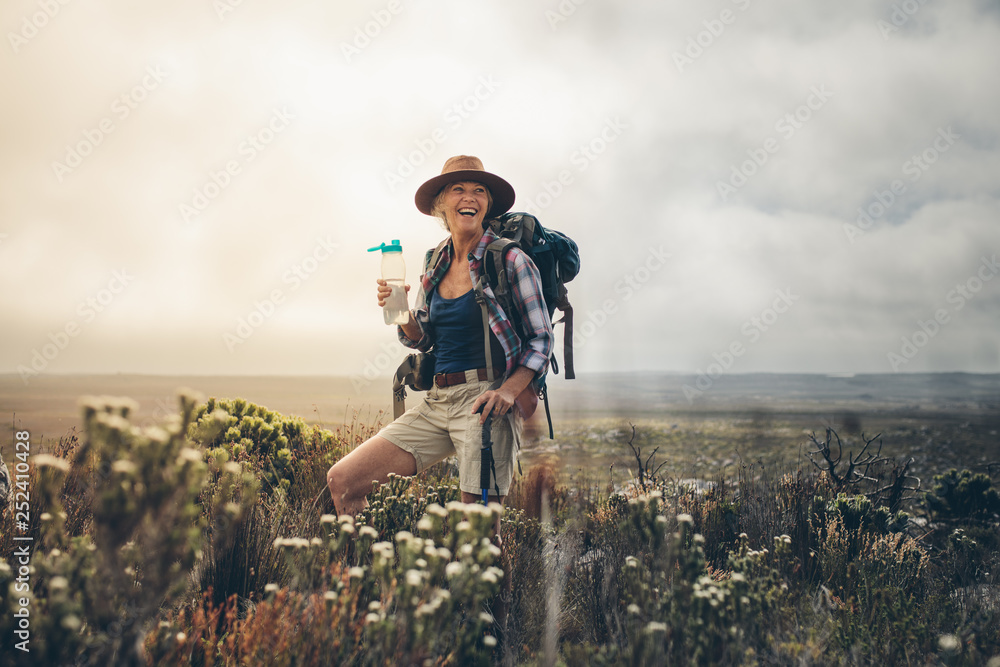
[365,612,380,624]
[731,572,746,582]
[644,622,668,633]
[320,514,336,524]
[417,517,434,532]
[349,567,365,579]
[32,454,71,472]
[446,562,464,578]
[405,570,423,587]
[264,583,278,593]
[676,513,693,525]
[456,520,472,532]
[324,591,337,601]
[938,634,960,653]
[359,526,378,539]
[483,635,497,647]
[627,604,641,615]
[178,448,202,463]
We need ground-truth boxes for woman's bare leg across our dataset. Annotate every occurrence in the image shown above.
[327,435,417,516]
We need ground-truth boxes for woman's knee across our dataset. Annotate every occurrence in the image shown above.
[326,462,351,499]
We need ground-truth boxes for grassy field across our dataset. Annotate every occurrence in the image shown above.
[1,374,999,665]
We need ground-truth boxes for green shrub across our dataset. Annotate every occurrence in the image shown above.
[926,469,1000,523]
[0,393,257,666]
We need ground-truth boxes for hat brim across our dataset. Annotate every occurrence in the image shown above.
[414,170,515,218]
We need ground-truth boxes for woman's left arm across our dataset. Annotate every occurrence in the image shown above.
[472,365,536,423]
[506,247,554,375]
[471,248,554,423]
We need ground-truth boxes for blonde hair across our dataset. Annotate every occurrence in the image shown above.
[430,182,493,232]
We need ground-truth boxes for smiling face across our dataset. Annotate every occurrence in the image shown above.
[432,181,493,234]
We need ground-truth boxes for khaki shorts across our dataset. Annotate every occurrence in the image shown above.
[377,369,522,496]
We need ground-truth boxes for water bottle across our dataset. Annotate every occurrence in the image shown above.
[367,240,409,325]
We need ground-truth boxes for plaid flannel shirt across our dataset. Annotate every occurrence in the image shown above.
[398,228,553,381]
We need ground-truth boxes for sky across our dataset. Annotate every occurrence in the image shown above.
[2,0,999,387]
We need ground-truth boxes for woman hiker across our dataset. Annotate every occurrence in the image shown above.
[326,155,554,521]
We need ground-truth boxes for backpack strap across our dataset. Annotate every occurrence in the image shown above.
[391,356,416,419]
[482,237,521,335]
[473,276,497,384]
[553,283,575,380]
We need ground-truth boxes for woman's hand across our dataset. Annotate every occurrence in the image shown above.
[471,385,519,424]
[472,366,537,424]
[376,278,410,306]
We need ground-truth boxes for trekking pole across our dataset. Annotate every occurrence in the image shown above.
[476,405,494,505]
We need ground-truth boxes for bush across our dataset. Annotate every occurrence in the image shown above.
[926,469,1000,524]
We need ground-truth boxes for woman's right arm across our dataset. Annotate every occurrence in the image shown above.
[398,308,423,342]
[375,278,423,341]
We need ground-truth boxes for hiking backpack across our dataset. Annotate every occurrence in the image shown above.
[479,212,580,437]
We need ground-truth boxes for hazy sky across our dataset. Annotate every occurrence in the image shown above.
[2,0,999,386]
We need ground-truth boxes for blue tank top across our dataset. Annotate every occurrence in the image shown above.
[430,289,506,374]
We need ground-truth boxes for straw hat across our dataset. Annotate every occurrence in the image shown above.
[414,155,515,218]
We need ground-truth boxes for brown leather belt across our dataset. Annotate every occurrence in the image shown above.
[434,368,490,388]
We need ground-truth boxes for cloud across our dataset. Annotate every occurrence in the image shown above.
[1,0,998,379]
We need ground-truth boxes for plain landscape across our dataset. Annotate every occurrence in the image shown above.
[3,371,998,482]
